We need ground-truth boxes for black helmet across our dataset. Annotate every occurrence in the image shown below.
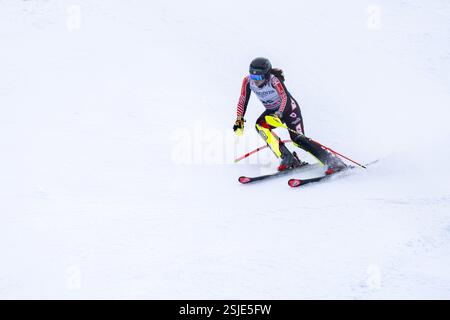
[249,57,272,77]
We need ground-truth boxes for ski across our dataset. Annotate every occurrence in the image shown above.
[288,159,379,188]
[287,172,335,188]
[238,163,321,184]
[238,163,322,184]
[239,159,379,186]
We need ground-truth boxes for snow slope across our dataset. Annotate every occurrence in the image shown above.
[0,0,449,299]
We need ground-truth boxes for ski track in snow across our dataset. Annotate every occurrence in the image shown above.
[0,0,449,299]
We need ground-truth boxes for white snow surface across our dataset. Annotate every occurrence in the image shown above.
[1,0,449,299]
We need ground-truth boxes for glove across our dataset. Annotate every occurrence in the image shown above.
[233,117,245,136]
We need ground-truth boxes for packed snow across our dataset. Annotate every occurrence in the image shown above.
[0,0,449,299]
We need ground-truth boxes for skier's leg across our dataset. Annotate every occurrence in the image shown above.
[291,96,305,134]
[284,97,346,170]
[255,110,282,157]
[283,97,305,139]
[255,110,300,170]
[280,97,307,165]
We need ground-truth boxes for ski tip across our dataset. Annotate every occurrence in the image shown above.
[238,176,251,184]
[288,179,302,188]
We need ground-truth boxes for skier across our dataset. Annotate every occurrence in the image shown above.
[233,57,346,172]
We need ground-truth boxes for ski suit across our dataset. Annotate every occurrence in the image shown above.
[235,73,346,169]
[236,74,304,141]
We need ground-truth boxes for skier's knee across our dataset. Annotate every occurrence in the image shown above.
[256,119,271,129]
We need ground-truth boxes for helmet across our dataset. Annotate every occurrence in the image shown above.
[249,57,272,79]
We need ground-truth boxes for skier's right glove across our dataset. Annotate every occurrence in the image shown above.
[233,117,245,136]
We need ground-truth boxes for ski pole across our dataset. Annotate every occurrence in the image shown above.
[265,115,367,169]
[234,140,292,163]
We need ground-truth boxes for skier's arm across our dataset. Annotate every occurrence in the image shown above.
[272,76,288,117]
[236,76,251,119]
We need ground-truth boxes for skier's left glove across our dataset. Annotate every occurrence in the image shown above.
[233,116,245,136]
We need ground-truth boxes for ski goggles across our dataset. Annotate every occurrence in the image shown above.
[249,74,265,81]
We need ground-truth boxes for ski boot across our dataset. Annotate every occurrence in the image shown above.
[325,157,347,175]
[278,144,302,171]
